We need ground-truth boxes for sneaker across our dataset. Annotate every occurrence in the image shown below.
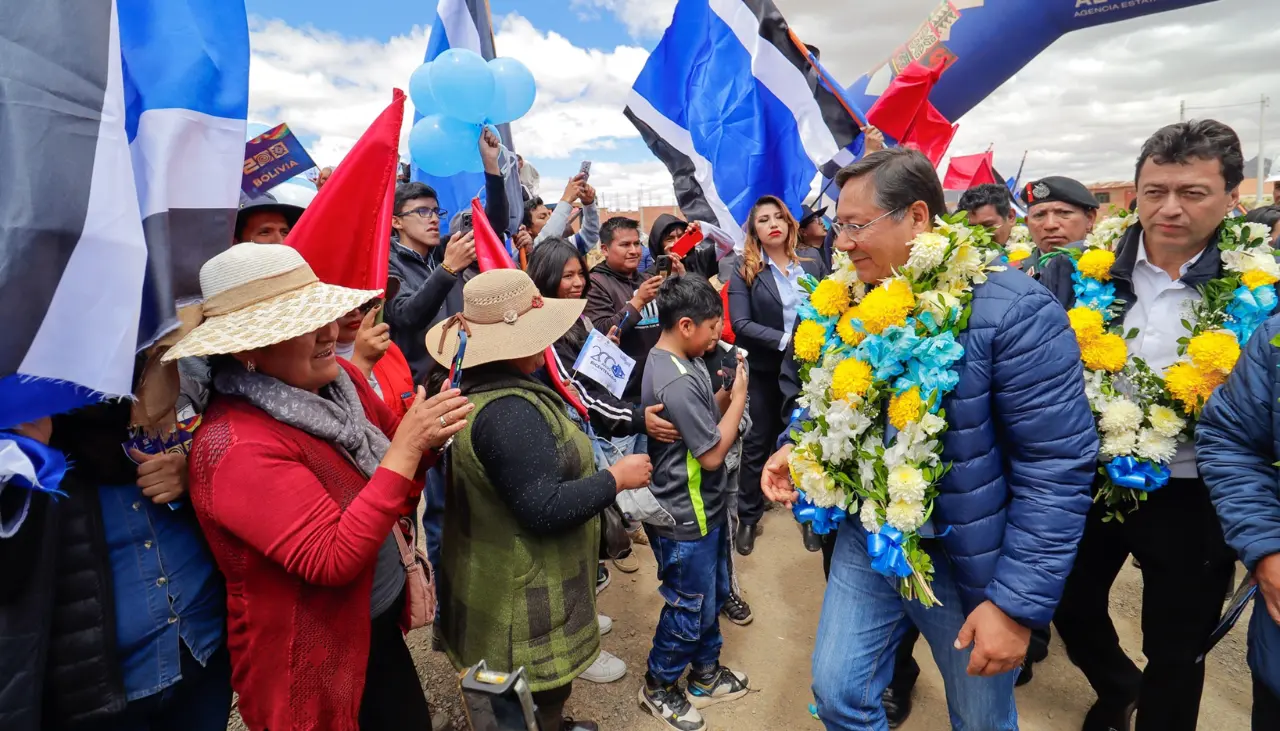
[720,592,753,626]
[613,552,640,573]
[597,614,613,636]
[579,650,627,683]
[562,718,599,731]
[687,664,750,709]
[640,676,706,731]
[596,563,611,595]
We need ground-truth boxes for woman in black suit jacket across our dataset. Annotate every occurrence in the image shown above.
[727,195,826,555]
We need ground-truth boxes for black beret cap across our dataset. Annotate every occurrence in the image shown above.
[1020,176,1099,211]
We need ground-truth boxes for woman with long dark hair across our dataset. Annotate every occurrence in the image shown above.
[726,195,826,555]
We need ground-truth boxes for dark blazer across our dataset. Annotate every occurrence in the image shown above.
[727,252,827,375]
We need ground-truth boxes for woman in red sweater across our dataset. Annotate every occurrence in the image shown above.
[164,244,472,731]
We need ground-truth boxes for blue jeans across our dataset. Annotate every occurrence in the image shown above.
[812,524,1019,730]
[611,433,648,461]
[647,523,731,684]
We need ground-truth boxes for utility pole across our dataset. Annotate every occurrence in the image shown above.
[1179,99,1185,122]
[1255,94,1269,209]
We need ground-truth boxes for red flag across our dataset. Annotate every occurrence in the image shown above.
[866,62,956,166]
[943,152,998,191]
[469,198,589,418]
[289,89,405,290]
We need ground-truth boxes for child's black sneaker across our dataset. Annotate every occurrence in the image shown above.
[639,673,706,731]
[686,663,750,709]
[720,592,753,626]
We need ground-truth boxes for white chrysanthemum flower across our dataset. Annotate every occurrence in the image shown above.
[905,232,950,275]
[1146,404,1186,438]
[1244,222,1274,245]
[1098,398,1144,435]
[1101,430,1138,458]
[946,243,983,280]
[885,498,926,533]
[1221,248,1251,274]
[859,499,880,533]
[1246,250,1280,278]
[887,464,928,503]
[919,412,947,436]
[1135,429,1178,464]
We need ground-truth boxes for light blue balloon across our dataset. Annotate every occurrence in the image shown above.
[409,115,482,177]
[430,49,495,124]
[408,62,438,116]
[486,57,536,124]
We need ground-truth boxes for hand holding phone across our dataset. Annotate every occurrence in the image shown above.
[656,255,672,276]
[578,160,591,181]
[449,331,468,390]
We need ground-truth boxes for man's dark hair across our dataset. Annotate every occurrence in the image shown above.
[957,184,1013,218]
[522,196,544,229]
[394,182,438,215]
[601,216,640,246]
[835,148,947,222]
[527,237,590,300]
[1244,205,1280,232]
[657,274,721,330]
[1135,119,1245,192]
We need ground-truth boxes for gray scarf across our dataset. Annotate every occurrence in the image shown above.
[214,363,390,477]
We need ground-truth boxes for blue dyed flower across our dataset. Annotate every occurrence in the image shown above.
[1225,284,1278,343]
[856,326,920,381]
[912,331,965,372]
[1072,272,1117,315]
[894,360,960,410]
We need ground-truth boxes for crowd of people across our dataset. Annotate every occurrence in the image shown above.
[4,115,1280,731]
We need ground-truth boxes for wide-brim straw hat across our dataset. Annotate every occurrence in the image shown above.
[162,243,380,362]
[427,269,584,369]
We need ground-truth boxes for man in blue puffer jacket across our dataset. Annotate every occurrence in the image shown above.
[1196,315,1280,729]
[762,148,1098,730]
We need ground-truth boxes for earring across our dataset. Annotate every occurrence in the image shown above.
[246,361,256,373]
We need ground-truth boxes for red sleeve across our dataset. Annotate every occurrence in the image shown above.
[207,435,414,587]
[341,358,431,515]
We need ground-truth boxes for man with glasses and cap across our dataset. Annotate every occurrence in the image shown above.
[1019,176,1100,276]
[234,192,304,244]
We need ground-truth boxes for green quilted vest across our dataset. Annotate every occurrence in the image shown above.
[439,379,601,691]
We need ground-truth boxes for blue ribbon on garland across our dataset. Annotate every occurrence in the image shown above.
[1105,456,1170,493]
[791,490,847,536]
[867,525,914,578]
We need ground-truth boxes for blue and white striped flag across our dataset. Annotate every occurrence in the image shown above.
[0,0,249,429]
[412,0,509,236]
[625,0,863,242]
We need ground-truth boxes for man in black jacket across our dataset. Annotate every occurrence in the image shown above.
[1040,120,1249,731]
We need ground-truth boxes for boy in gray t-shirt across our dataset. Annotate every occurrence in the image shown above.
[638,275,750,731]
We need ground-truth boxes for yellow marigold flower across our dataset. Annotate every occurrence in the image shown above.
[836,306,866,346]
[831,358,874,403]
[793,320,826,362]
[858,279,916,335]
[889,387,925,430]
[1187,331,1241,375]
[1165,362,1225,415]
[1243,269,1280,289]
[1076,249,1116,281]
[810,279,851,317]
[1067,307,1105,345]
[1081,333,1127,372]
[1006,248,1031,264]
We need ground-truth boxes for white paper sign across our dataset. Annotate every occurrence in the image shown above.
[572,328,636,399]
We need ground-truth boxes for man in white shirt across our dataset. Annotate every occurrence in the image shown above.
[1039,119,1251,731]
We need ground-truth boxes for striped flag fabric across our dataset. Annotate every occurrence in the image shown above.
[0,0,249,429]
[624,0,863,242]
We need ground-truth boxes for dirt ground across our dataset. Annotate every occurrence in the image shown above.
[230,508,1256,730]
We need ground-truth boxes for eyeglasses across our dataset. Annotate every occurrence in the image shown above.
[830,208,903,240]
[396,206,448,220]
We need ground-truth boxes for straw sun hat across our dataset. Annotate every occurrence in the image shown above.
[162,243,381,362]
[427,269,584,369]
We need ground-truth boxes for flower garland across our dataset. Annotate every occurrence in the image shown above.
[1064,215,1278,520]
[787,213,1007,606]
[1006,223,1034,266]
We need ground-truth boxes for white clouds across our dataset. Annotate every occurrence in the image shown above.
[570,0,678,39]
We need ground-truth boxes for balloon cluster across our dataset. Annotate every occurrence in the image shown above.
[408,50,536,177]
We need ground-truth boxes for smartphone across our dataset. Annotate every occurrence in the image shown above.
[578,160,591,181]
[656,255,672,276]
[449,331,468,390]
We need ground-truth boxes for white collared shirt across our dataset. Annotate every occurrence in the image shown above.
[767,256,804,351]
[1122,234,1203,478]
